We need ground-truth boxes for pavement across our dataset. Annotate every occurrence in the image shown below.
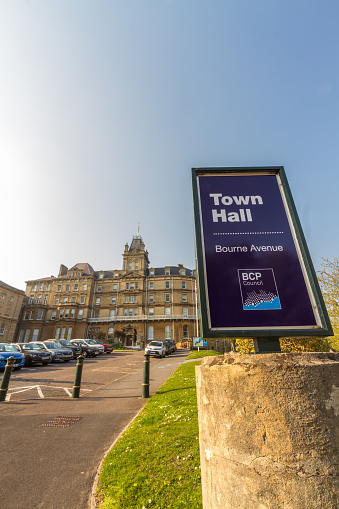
[0,348,190,509]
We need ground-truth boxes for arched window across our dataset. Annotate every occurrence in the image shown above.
[108,327,114,340]
[165,325,171,339]
[148,326,154,340]
[183,325,189,339]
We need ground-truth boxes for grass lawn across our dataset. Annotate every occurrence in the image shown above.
[96,351,219,509]
[186,350,222,360]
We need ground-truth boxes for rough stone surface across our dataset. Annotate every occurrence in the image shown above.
[195,353,339,509]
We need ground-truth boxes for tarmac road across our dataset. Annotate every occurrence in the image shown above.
[0,348,190,509]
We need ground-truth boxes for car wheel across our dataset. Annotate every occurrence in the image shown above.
[64,360,71,362]
[42,361,49,365]
[14,367,22,370]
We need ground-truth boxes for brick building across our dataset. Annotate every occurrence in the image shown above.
[16,236,198,346]
[0,280,26,343]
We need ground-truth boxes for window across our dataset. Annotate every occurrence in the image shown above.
[135,262,139,270]
[82,283,87,291]
[60,327,66,339]
[32,329,39,341]
[128,309,133,316]
[135,282,138,289]
[70,309,75,318]
[130,283,134,290]
[24,329,31,342]
[55,328,60,340]
[134,295,138,303]
[78,309,83,319]
[97,285,102,292]
[32,284,37,291]
[59,309,64,319]
[80,296,85,304]
[124,309,127,316]
[9,296,13,302]
[113,284,117,291]
[148,326,154,340]
[43,295,48,305]
[39,283,44,290]
[165,281,170,289]
[128,263,132,270]
[57,285,61,292]
[124,296,128,304]
[47,283,51,290]
[54,298,59,305]
[18,330,25,342]
[165,325,171,339]
[0,293,4,299]
[111,297,116,305]
[149,295,154,303]
[165,307,171,316]
[150,270,154,276]
[63,297,68,303]
[114,273,118,278]
[94,310,99,318]
[182,282,186,289]
[148,308,154,316]
[71,296,76,303]
[66,284,70,292]
[165,294,170,302]
[0,323,5,335]
[37,310,43,320]
[182,294,187,302]
[24,311,29,320]
[183,307,188,317]
[109,309,115,319]
[51,311,56,320]
[181,270,185,276]
[67,328,72,340]
[29,311,35,320]
[183,325,189,339]
[96,298,100,306]
[108,327,114,336]
[149,282,154,290]
[166,270,170,275]
[29,296,34,304]
[99,273,104,279]
[74,284,78,291]
[126,283,129,289]
[134,308,137,316]
[64,309,69,318]
[129,296,133,303]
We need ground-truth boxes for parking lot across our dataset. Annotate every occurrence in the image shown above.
[5,350,146,401]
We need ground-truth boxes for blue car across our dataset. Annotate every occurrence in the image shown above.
[0,344,25,370]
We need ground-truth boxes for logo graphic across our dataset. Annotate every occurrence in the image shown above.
[238,269,281,310]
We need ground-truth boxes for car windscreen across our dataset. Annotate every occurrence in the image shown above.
[43,342,60,349]
[21,344,44,351]
[59,340,72,346]
[86,340,97,345]
[0,345,18,352]
[149,342,162,347]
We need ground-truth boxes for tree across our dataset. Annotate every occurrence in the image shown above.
[114,329,126,343]
[318,257,339,351]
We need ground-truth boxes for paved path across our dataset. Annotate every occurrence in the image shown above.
[0,349,190,509]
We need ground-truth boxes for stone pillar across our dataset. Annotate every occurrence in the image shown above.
[195,353,339,509]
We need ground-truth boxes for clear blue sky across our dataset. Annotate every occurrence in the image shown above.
[1,0,338,290]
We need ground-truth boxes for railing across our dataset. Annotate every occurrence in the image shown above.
[88,314,197,323]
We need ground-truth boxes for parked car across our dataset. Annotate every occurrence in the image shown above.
[169,340,177,353]
[54,339,82,359]
[145,341,166,358]
[30,341,73,362]
[92,340,113,354]
[84,339,105,355]
[163,340,173,355]
[0,344,25,370]
[70,339,99,357]
[13,343,51,366]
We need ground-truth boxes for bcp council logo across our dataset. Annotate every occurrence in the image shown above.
[238,269,281,310]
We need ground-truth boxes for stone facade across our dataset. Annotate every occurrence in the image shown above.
[16,236,198,346]
[0,280,26,343]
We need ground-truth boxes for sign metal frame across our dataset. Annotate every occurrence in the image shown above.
[192,166,333,338]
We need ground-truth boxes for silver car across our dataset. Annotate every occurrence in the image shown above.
[30,341,73,362]
[145,341,166,358]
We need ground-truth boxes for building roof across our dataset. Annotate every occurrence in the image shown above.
[129,235,143,252]
[71,263,94,275]
[0,280,25,295]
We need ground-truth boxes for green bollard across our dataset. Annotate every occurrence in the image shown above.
[142,353,150,398]
[72,355,85,398]
[0,356,16,402]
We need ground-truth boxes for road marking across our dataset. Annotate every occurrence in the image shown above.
[5,384,92,401]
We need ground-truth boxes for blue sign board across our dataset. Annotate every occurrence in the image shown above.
[192,167,333,338]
